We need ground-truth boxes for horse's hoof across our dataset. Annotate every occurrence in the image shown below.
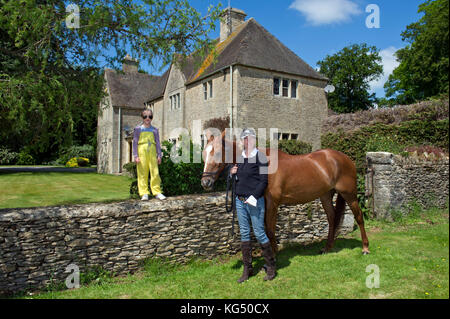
[362,251,370,255]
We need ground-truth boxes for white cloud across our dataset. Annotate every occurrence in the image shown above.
[289,0,362,26]
[369,46,400,94]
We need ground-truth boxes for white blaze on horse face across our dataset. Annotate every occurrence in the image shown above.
[204,144,213,172]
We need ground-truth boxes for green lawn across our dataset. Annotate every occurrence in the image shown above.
[19,206,449,299]
[0,172,133,209]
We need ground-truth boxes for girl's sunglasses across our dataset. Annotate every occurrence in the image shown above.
[142,115,153,119]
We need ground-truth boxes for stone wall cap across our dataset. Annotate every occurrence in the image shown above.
[366,152,394,164]
[0,192,227,221]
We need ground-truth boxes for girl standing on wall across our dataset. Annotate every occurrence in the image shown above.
[133,108,166,201]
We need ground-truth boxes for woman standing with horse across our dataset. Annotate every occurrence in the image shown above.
[230,128,277,282]
[201,129,369,267]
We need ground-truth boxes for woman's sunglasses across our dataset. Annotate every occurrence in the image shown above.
[142,115,153,119]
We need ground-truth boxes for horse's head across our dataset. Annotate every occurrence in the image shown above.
[201,131,235,191]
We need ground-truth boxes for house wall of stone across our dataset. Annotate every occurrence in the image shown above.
[162,65,186,141]
[150,97,164,152]
[97,83,114,174]
[184,68,236,143]
[237,66,328,150]
[120,108,143,166]
[100,65,328,173]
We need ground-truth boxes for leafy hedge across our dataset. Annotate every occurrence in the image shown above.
[322,119,449,174]
[276,140,312,155]
[158,140,227,196]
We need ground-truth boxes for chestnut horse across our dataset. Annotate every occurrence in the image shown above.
[201,131,370,255]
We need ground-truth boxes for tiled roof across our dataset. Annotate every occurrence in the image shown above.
[104,69,166,108]
[108,17,327,106]
[185,18,327,84]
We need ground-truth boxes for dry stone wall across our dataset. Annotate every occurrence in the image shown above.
[365,152,449,220]
[0,193,354,294]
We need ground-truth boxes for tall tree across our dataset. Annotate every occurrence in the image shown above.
[317,43,383,114]
[0,0,221,162]
[384,0,449,104]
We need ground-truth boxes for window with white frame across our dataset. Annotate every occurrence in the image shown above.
[203,81,213,100]
[169,93,181,110]
[273,77,298,99]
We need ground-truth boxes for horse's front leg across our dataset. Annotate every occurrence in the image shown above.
[264,193,279,254]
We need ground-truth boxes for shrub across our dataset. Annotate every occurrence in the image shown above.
[58,145,95,165]
[0,147,18,165]
[277,140,312,155]
[159,139,226,196]
[16,151,35,165]
[65,157,90,168]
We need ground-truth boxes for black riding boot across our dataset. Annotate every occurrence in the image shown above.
[261,242,277,281]
[237,241,253,283]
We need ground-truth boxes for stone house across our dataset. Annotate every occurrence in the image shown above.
[97,7,329,174]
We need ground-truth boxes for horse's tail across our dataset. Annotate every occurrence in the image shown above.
[334,193,347,236]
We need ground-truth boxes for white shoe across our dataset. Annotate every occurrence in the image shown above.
[141,194,149,201]
[155,193,166,200]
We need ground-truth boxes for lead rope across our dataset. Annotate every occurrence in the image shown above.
[225,165,237,238]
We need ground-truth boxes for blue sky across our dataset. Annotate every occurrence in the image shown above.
[139,0,426,98]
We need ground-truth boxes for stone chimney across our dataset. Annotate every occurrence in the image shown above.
[220,7,247,42]
[122,54,139,73]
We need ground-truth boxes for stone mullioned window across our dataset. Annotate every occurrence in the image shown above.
[273,77,298,98]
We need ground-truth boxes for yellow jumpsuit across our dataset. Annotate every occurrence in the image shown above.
[133,126,162,197]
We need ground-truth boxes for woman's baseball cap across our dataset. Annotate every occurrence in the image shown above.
[240,128,256,139]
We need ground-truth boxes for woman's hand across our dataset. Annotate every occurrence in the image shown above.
[135,157,140,163]
[230,164,238,175]
[158,157,162,165]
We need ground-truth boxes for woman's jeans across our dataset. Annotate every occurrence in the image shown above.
[235,196,269,245]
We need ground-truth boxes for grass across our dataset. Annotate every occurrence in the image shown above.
[0,172,133,209]
[17,206,449,299]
